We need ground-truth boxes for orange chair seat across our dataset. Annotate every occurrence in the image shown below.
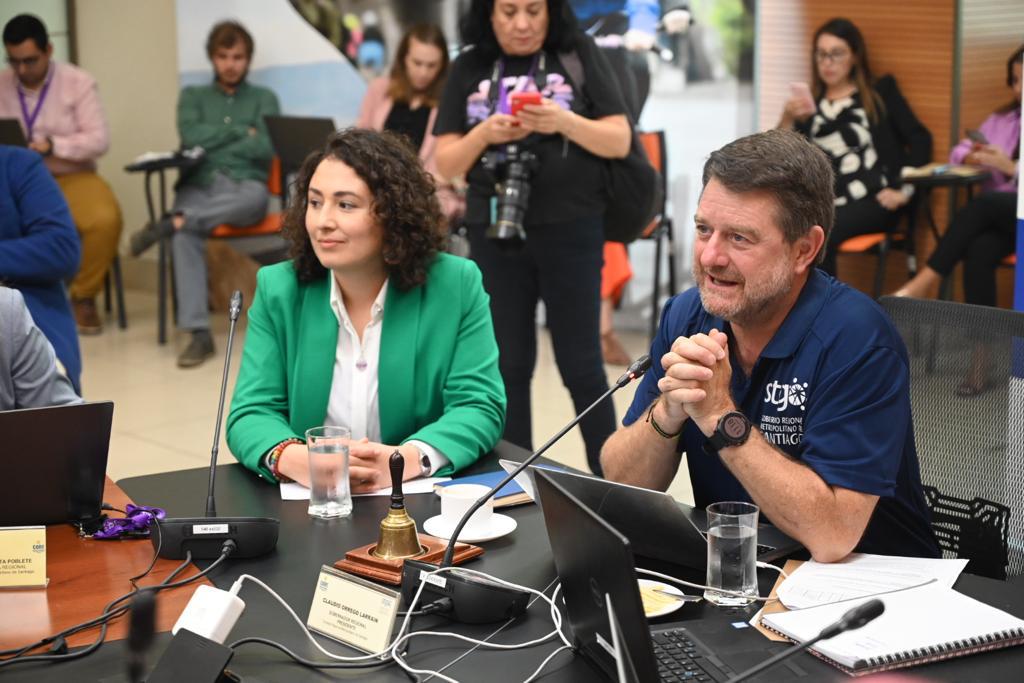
[210,211,283,239]
[838,232,888,253]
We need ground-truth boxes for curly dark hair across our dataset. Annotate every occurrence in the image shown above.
[283,128,446,289]
[460,0,580,62]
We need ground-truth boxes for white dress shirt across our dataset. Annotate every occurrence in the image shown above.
[324,274,449,475]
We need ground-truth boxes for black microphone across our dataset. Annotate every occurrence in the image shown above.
[400,354,652,624]
[153,291,279,560]
[126,589,156,683]
[728,599,885,682]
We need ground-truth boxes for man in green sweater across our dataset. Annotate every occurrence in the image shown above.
[130,20,280,368]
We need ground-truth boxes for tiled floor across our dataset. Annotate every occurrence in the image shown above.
[82,288,694,504]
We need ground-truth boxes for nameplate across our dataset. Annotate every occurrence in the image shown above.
[307,565,400,654]
[0,526,47,589]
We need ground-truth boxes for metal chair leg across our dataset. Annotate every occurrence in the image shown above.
[112,255,127,329]
[651,225,664,341]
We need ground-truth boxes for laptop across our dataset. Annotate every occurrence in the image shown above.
[263,115,336,176]
[0,401,113,526]
[500,460,801,568]
[535,469,791,682]
[0,118,28,147]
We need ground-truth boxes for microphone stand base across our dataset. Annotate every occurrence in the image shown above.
[401,559,530,624]
[154,517,279,559]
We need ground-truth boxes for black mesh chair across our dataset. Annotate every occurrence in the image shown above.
[879,296,1024,580]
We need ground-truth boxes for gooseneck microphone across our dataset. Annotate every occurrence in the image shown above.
[400,355,652,624]
[126,589,156,683]
[728,599,885,682]
[153,291,280,559]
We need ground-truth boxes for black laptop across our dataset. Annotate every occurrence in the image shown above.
[536,469,800,682]
[0,118,28,147]
[263,115,336,176]
[524,466,801,569]
[0,401,113,526]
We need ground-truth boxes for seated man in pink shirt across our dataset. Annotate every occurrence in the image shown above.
[0,14,122,336]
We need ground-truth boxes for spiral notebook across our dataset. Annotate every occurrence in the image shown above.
[761,584,1024,676]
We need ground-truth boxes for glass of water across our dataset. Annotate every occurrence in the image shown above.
[305,426,352,519]
[703,501,759,606]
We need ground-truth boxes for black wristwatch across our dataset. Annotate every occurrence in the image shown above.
[703,411,751,455]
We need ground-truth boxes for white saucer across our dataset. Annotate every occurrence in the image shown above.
[637,579,690,618]
[423,513,517,543]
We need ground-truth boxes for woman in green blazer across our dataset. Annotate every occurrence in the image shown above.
[227,128,505,492]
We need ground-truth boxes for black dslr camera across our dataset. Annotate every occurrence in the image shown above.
[486,144,538,246]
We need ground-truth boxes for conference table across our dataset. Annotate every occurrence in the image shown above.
[4,444,1024,682]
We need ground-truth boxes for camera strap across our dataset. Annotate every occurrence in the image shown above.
[486,53,544,116]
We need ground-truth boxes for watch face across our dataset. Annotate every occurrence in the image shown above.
[722,414,749,440]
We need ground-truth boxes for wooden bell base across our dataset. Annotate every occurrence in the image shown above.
[335,533,483,586]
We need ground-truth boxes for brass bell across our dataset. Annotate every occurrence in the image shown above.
[371,451,425,560]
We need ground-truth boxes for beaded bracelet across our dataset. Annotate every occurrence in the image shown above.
[267,438,303,482]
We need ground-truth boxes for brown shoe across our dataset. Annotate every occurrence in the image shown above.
[73,298,103,335]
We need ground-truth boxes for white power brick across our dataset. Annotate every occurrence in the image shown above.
[172,584,246,644]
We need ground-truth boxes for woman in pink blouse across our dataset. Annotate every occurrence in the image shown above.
[356,23,462,223]
[895,43,1022,309]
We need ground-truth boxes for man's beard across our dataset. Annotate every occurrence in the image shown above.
[693,259,794,326]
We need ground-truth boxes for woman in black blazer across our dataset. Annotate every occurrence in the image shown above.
[779,17,932,276]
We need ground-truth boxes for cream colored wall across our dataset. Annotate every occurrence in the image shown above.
[73,0,180,289]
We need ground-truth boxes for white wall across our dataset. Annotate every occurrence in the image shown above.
[74,0,180,287]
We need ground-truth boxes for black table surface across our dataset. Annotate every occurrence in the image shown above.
[6,445,1024,682]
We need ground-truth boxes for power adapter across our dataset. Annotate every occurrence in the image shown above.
[173,584,246,644]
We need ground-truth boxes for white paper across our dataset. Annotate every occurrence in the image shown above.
[776,553,968,610]
[279,476,450,500]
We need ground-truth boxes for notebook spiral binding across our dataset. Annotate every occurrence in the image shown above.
[861,627,1024,669]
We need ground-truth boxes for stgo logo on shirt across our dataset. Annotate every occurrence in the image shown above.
[760,377,808,447]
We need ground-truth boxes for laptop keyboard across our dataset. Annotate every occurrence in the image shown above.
[652,628,730,682]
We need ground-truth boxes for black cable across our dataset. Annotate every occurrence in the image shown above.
[0,541,233,669]
[0,514,170,658]
[227,638,396,670]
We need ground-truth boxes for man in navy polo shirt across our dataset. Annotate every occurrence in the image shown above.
[601,130,939,561]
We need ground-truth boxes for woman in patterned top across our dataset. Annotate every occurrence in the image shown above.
[778,17,931,277]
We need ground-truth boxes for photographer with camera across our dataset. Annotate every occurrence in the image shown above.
[434,0,630,475]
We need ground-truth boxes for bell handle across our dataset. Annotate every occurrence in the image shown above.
[389,451,405,510]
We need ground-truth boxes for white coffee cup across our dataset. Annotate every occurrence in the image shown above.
[438,483,493,538]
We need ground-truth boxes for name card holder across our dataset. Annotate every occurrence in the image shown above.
[0,526,47,589]
[307,565,401,654]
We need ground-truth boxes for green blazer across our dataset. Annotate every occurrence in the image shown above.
[226,253,506,482]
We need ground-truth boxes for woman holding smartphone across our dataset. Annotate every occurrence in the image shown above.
[778,17,931,277]
[433,0,631,475]
[894,44,1022,313]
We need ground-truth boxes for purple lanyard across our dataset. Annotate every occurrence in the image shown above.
[17,70,54,139]
[495,53,541,115]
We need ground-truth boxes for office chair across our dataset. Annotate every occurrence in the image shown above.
[879,296,1024,579]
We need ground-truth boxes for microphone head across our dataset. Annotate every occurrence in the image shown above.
[229,290,243,320]
[630,354,653,377]
[128,589,157,652]
[843,598,885,630]
[615,354,653,388]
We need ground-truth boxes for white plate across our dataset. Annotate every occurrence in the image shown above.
[423,513,517,543]
[638,579,690,618]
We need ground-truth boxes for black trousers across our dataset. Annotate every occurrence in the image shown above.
[927,191,1016,307]
[820,195,900,276]
[468,215,615,475]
